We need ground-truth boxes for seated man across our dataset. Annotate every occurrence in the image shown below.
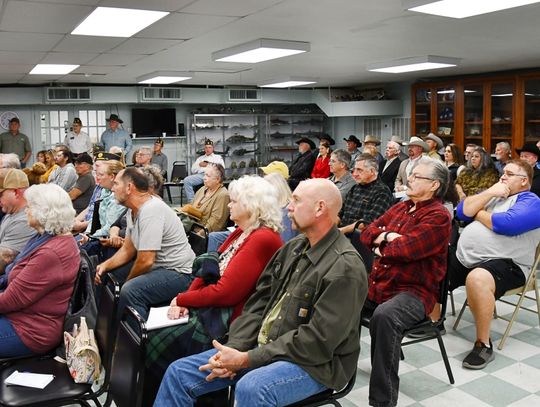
[154,178,368,407]
[328,149,355,201]
[68,153,96,215]
[183,140,225,203]
[449,159,540,369]
[338,154,394,235]
[360,157,452,407]
[95,167,195,320]
[379,140,403,191]
[288,137,317,190]
[151,138,168,177]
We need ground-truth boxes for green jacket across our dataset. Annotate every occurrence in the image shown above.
[226,226,368,390]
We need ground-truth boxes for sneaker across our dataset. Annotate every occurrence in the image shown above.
[462,340,494,370]
[406,324,446,339]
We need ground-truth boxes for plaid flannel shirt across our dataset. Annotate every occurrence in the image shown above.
[339,179,394,227]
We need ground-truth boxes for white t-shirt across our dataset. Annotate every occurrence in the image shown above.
[191,153,225,174]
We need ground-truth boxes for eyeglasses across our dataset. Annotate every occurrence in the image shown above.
[502,171,527,179]
[408,173,435,182]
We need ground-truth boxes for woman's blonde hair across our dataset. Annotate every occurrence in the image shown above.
[264,172,292,207]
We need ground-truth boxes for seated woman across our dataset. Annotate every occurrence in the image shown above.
[40,150,57,183]
[444,143,465,181]
[181,163,230,232]
[144,175,283,405]
[456,146,499,200]
[0,183,79,357]
[311,141,331,178]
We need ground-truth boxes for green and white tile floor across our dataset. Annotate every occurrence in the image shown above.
[346,288,540,407]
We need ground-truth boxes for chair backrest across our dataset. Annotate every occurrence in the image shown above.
[95,273,121,378]
[170,161,187,181]
[108,306,147,407]
[188,222,209,255]
[349,229,373,274]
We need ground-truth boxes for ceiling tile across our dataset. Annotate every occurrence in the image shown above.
[40,52,98,65]
[25,0,100,5]
[100,0,194,12]
[53,36,125,53]
[0,64,34,74]
[0,1,93,34]
[0,73,26,84]
[87,53,146,66]
[71,65,122,75]
[137,13,236,39]
[111,38,184,54]
[0,51,46,65]
[0,32,63,52]
[180,0,283,17]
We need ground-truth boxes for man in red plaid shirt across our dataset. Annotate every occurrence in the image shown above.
[360,157,452,407]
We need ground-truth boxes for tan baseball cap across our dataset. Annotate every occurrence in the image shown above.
[259,161,289,180]
[0,169,29,192]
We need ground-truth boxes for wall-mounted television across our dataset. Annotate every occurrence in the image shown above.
[131,108,176,137]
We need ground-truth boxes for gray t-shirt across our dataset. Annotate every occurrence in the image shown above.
[49,163,77,191]
[126,197,195,274]
[72,172,96,214]
[0,209,35,253]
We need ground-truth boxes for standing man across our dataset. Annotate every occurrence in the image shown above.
[0,118,31,168]
[338,154,394,235]
[151,138,168,177]
[424,133,444,160]
[288,137,316,190]
[0,169,35,279]
[95,167,195,320]
[516,142,540,197]
[64,118,92,157]
[344,135,362,167]
[68,153,96,215]
[48,146,77,192]
[329,149,355,201]
[379,140,403,191]
[449,159,540,369]
[100,114,132,158]
[363,135,384,164]
[394,136,429,192]
[183,140,225,203]
[361,158,452,407]
[154,178,367,407]
[494,141,512,175]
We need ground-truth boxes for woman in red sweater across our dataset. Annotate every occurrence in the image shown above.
[0,181,79,357]
[311,141,332,178]
[144,175,283,403]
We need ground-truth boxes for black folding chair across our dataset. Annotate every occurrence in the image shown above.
[0,274,121,407]
[163,161,188,204]
[188,222,209,256]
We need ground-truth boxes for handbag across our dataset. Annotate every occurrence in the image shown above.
[64,316,101,384]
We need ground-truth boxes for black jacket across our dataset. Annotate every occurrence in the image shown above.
[378,157,401,192]
[288,151,316,189]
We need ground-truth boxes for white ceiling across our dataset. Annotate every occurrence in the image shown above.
[1,0,540,87]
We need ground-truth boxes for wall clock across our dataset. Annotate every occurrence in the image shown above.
[0,111,19,130]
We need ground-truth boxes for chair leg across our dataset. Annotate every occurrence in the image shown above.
[452,299,468,330]
[498,291,528,350]
[449,290,456,316]
[435,332,455,384]
[165,186,172,203]
[534,280,540,327]
[399,348,404,361]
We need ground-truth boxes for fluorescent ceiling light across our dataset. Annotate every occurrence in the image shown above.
[492,93,513,97]
[29,64,80,75]
[404,0,540,19]
[72,7,169,37]
[258,77,317,88]
[137,71,193,84]
[368,55,460,73]
[212,39,310,63]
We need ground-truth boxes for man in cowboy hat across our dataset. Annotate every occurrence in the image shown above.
[423,133,444,161]
[100,113,132,158]
[362,135,384,164]
[343,135,362,168]
[288,137,317,190]
[64,117,92,156]
[184,139,225,203]
[394,136,429,192]
[516,141,540,197]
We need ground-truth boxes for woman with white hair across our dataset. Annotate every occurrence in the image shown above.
[145,175,283,405]
[0,183,79,357]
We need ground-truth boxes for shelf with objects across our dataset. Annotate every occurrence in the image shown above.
[524,78,540,144]
[436,86,456,146]
[463,84,484,148]
[190,114,266,180]
[489,82,514,152]
[412,88,432,137]
[266,114,324,166]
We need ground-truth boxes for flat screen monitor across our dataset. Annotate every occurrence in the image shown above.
[132,108,176,137]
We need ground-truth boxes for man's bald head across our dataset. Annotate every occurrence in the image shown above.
[300,178,342,217]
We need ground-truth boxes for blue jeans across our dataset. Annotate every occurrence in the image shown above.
[363,292,425,407]
[154,348,327,407]
[111,266,193,321]
[183,173,204,203]
[0,315,34,358]
[207,231,231,252]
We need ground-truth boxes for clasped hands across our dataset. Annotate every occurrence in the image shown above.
[199,340,249,382]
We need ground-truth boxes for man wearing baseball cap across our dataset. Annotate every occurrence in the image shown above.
[64,118,92,156]
[69,153,96,214]
[100,114,132,158]
[151,138,168,177]
[184,139,225,203]
[0,169,35,281]
[0,118,32,168]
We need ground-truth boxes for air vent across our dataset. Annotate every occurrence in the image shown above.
[364,118,382,137]
[228,89,261,102]
[46,87,91,102]
[141,87,182,101]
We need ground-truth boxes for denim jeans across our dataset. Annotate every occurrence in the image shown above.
[0,315,34,357]
[183,173,204,203]
[362,292,425,407]
[154,348,327,407]
[111,265,193,321]
[207,231,231,252]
